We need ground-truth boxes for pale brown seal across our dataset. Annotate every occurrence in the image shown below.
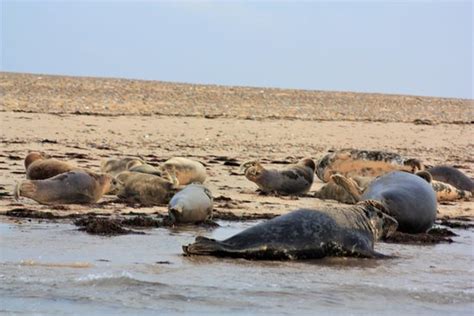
[115,171,179,206]
[158,157,207,185]
[316,149,423,182]
[14,170,113,205]
[24,152,77,180]
[240,158,315,195]
[100,157,144,177]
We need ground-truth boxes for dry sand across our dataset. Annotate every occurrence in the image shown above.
[0,72,473,221]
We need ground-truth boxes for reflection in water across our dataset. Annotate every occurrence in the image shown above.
[0,220,473,315]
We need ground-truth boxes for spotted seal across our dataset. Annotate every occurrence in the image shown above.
[183,202,398,260]
[426,166,473,192]
[168,184,213,223]
[316,149,423,182]
[100,157,144,177]
[14,170,113,205]
[115,171,179,206]
[431,180,472,201]
[24,152,77,180]
[332,171,437,233]
[158,157,207,185]
[240,158,315,195]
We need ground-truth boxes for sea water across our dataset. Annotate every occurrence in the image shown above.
[0,219,472,315]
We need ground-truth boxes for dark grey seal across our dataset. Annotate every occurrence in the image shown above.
[333,171,437,233]
[183,203,398,260]
[426,166,473,192]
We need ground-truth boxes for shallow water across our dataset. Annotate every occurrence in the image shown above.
[0,219,473,315]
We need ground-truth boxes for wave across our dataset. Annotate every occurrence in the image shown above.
[75,271,167,288]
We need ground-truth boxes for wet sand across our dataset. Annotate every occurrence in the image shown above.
[0,111,473,220]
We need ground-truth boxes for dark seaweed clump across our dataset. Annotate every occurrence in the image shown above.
[74,217,144,236]
[383,227,457,244]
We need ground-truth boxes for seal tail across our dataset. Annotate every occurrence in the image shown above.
[14,181,22,201]
[182,236,227,256]
[14,180,36,201]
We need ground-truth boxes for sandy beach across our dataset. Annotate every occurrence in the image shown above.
[0,72,473,220]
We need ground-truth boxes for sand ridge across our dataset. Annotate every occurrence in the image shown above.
[1,72,473,123]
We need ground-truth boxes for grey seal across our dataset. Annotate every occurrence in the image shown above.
[241,158,315,195]
[426,166,473,192]
[168,184,213,223]
[316,173,470,203]
[332,171,437,233]
[15,170,113,205]
[183,202,398,260]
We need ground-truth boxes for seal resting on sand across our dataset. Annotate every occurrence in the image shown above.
[240,158,315,195]
[128,163,162,176]
[115,171,179,206]
[430,180,472,201]
[316,149,423,182]
[168,184,213,223]
[15,170,113,205]
[313,176,373,204]
[100,157,144,176]
[183,202,398,260]
[426,166,473,192]
[24,152,77,180]
[315,173,470,203]
[332,171,437,233]
[158,157,207,185]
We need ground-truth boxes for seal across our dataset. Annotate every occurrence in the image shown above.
[115,171,179,206]
[168,184,213,223]
[240,158,315,195]
[14,170,113,205]
[313,175,372,204]
[24,152,77,180]
[315,172,469,203]
[332,171,437,233]
[128,163,162,176]
[158,157,207,185]
[316,149,423,182]
[431,180,472,201]
[182,202,398,260]
[426,166,473,192]
[100,157,144,176]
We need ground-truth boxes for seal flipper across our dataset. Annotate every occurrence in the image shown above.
[14,181,22,201]
[356,248,396,259]
[182,236,228,256]
[330,174,363,202]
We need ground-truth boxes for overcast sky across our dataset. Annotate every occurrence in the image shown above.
[1,1,472,99]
